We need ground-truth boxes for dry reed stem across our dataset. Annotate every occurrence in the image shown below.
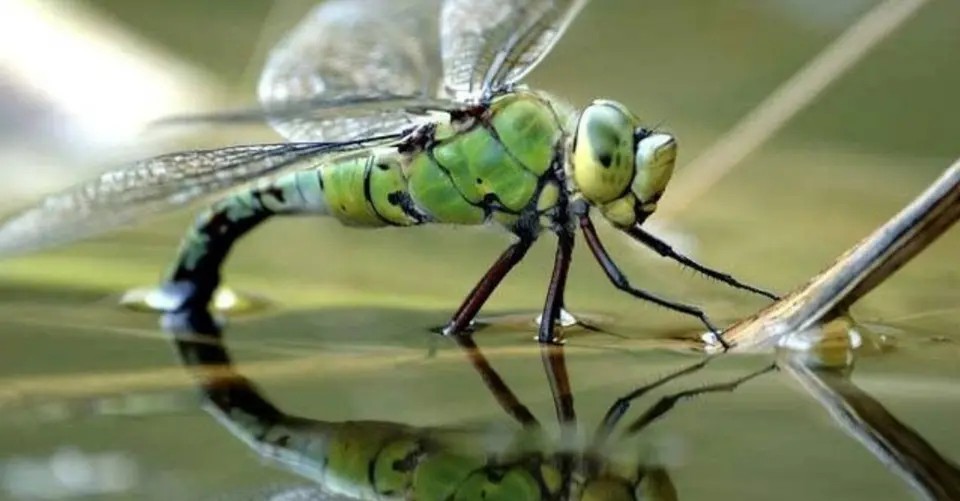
[658,0,930,221]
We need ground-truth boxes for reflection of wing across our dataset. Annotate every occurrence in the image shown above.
[258,0,458,142]
[0,134,401,256]
[441,0,589,98]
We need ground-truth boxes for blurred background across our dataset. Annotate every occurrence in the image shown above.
[0,1,957,500]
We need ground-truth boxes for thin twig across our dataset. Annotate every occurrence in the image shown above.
[658,0,930,221]
[725,157,960,350]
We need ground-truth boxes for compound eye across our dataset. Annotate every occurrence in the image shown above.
[572,104,636,204]
[633,133,677,204]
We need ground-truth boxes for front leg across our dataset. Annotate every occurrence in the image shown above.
[578,213,730,349]
[161,171,327,312]
[625,225,779,300]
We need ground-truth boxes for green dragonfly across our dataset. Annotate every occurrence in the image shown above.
[168,307,773,500]
[0,0,776,346]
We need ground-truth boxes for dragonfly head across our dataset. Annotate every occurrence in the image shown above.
[570,100,677,227]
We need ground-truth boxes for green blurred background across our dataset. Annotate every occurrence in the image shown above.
[0,1,957,499]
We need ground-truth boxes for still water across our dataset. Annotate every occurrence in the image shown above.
[1,1,958,499]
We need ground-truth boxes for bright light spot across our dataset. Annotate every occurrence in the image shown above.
[2,447,138,499]
[0,0,216,150]
[535,308,579,328]
[213,288,239,311]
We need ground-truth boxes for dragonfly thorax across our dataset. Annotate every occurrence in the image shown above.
[569,100,677,228]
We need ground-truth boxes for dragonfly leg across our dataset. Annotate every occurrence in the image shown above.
[578,214,731,350]
[162,171,327,312]
[442,236,535,336]
[624,225,780,300]
[537,229,575,344]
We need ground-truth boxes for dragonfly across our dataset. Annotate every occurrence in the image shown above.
[0,0,777,346]
[167,307,774,501]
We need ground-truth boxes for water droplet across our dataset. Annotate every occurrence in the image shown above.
[777,315,896,369]
[474,310,617,333]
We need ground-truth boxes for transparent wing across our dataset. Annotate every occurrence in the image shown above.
[0,134,401,257]
[258,0,457,142]
[152,95,459,129]
[441,0,590,97]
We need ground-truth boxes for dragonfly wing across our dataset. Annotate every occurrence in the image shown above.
[258,0,457,142]
[441,0,590,97]
[0,135,401,257]
[153,95,459,129]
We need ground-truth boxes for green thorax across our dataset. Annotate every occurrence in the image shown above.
[405,91,568,227]
[317,91,569,230]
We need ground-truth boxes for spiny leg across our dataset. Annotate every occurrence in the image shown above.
[594,356,714,444]
[442,236,534,336]
[624,225,779,300]
[623,363,777,435]
[578,214,730,349]
[539,229,577,426]
[454,335,539,427]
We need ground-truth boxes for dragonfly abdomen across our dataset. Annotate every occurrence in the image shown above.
[164,151,420,301]
[319,154,422,227]
[163,169,333,303]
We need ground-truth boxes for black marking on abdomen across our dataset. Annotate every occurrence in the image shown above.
[388,191,430,224]
[362,156,401,226]
[252,185,287,212]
